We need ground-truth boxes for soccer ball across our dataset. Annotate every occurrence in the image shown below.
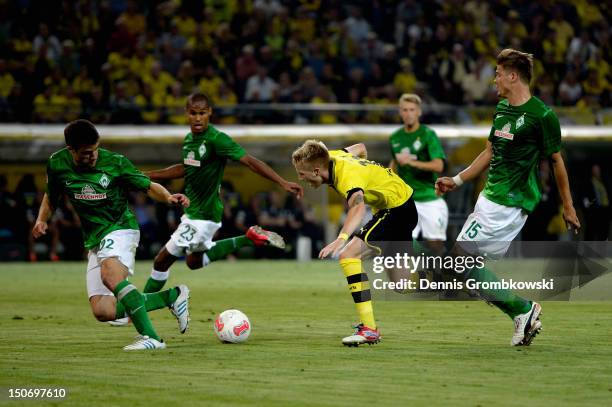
[214,309,251,343]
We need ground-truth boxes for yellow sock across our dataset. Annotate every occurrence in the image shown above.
[340,258,377,329]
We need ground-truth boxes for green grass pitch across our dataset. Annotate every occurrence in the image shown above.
[1,261,611,406]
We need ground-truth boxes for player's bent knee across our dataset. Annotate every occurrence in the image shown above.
[89,296,116,322]
[186,254,203,270]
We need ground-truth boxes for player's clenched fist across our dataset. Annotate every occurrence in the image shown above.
[32,221,48,239]
[168,193,190,208]
[435,177,457,196]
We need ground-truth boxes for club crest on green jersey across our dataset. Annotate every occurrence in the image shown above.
[516,114,525,129]
[99,174,110,188]
[74,184,106,200]
[413,138,422,151]
[199,142,206,157]
[400,147,417,160]
[184,150,201,167]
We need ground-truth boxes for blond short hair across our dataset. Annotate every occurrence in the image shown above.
[399,93,422,106]
[292,140,329,166]
[497,48,534,84]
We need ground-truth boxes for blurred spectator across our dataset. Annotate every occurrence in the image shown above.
[581,68,607,106]
[57,39,80,79]
[144,61,175,100]
[547,8,575,60]
[285,193,325,258]
[235,45,259,99]
[109,81,139,123]
[15,174,58,261]
[344,6,370,44]
[52,195,83,260]
[522,160,559,241]
[257,190,289,258]
[558,71,583,106]
[177,60,198,95]
[0,59,15,101]
[311,85,338,124]
[116,1,147,37]
[461,56,495,105]
[0,174,24,261]
[567,30,597,65]
[135,83,162,124]
[133,193,157,258]
[84,86,110,123]
[165,82,187,124]
[199,65,224,103]
[217,181,244,243]
[503,10,528,44]
[582,164,610,240]
[393,58,417,95]
[0,175,17,243]
[439,43,475,104]
[32,23,61,63]
[245,66,278,103]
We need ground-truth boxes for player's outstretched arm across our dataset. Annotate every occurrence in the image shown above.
[239,154,304,199]
[344,143,367,159]
[145,164,185,181]
[146,182,190,208]
[32,193,54,238]
[396,154,444,172]
[550,152,580,234]
[319,191,366,259]
[435,141,492,195]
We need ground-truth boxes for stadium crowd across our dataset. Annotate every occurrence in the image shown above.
[0,0,610,124]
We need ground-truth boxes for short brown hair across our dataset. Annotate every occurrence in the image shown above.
[292,140,329,166]
[186,93,211,109]
[496,48,534,84]
[64,119,99,149]
[399,93,421,106]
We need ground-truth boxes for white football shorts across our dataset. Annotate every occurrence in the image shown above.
[457,193,527,258]
[86,229,139,298]
[412,198,449,240]
[165,215,221,257]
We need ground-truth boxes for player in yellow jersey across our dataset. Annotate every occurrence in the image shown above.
[292,140,418,346]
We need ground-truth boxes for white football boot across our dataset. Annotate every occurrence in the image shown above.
[108,317,129,327]
[511,302,542,346]
[123,335,166,351]
[342,324,381,347]
[170,284,190,334]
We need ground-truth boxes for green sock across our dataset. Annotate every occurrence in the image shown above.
[115,287,180,317]
[115,302,127,319]
[143,269,169,293]
[412,239,428,255]
[144,287,179,310]
[467,266,532,319]
[114,280,160,340]
[206,236,253,262]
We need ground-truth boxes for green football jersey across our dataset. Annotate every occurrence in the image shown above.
[389,125,446,202]
[182,125,246,222]
[46,148,151,249]
[483,96,561,212]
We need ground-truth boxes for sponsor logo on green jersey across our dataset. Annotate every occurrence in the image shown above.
[74,184,106,200]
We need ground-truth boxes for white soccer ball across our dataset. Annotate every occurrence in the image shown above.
[214,309,251,343]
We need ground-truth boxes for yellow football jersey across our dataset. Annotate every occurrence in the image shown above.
[329,150,413,211]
